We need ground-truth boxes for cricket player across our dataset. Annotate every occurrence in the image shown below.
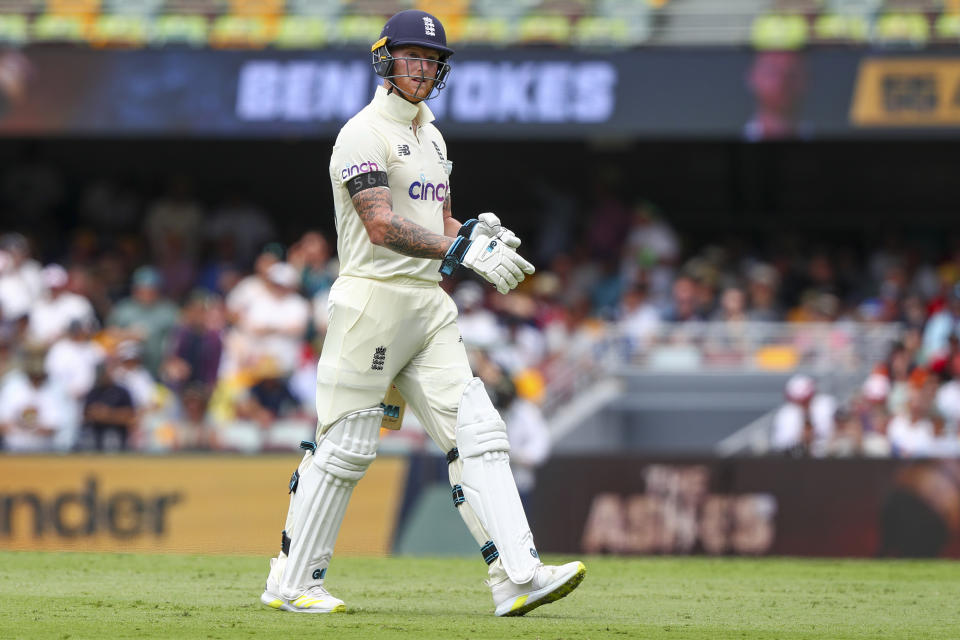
[260,9,585,618]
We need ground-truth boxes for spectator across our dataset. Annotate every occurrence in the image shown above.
[771,374,836,456]
[162,290,223,397]
[2,233,44,304]
[205,192,275,269]
[44,318,105,447]
[858,373,893,457]
[235,262,310,376]
[705,284,752,363]
[936,362,960,435]
[0,336,12,448]
[922,283,960,363]
[176,382,215,450]
[620,201,680,288]
[28,264,97,346]
[888,383,936,457]
[826,408,860,457]
[0,249,32,326]
[197,234,244,297]
[78,361,137,452]
[289,231,338,345]
[711,285,749,324]
[663,274,705,323]
[590,257,625,319]
[107,266,180,376]
[882,340,917,416]
[454,280,502,350]
[239,359,303,429]
[0,345,72,452]
[288,344,320,417]
[530,272,569,358]
[490,293,546,375]
[225,245,282,324]
[44,318,105,402]
[288,231,337,299]
[619,281,660,351]
[745,263,784,322]
[111,340,158,411]
[143,175,203,265]
[156,230,198,302]
[504,368,552,515]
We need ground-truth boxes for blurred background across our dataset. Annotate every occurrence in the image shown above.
[1,0,960,560]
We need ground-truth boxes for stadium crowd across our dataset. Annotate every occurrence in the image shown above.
[1,170,959,458]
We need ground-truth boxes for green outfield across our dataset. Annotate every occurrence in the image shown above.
[0,552,957,640]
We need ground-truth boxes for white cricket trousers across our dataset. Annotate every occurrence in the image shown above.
[315,275,472,451]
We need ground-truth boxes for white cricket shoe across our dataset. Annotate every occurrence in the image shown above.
[260,557,346,613]
[260,583,346,613]
[490,560,586,617]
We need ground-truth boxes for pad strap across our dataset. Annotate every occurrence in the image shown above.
[446,447,459,463]
[452,484,465,508]
[289,470,300,494]
[481,540,499,565]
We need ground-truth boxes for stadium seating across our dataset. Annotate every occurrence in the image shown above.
[936,10,960,39]
[151,13,208,46]
[0,13,28,44]
[752,12,809,49]
[273,14,326,47]
[0,0,957,49]
[873,10,931,44]
[89,13,150,47]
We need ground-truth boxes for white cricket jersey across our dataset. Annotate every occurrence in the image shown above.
[329,85,451,283]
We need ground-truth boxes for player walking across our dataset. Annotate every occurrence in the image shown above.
[260,9,585,618]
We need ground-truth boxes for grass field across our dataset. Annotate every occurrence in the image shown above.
[1,552,958,640]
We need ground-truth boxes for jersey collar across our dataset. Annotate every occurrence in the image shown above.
[373,85,435,127]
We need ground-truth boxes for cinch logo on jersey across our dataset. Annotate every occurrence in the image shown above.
[408,174,448,202]
[341,161,381,180]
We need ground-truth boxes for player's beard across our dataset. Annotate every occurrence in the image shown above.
[393,60,436,103]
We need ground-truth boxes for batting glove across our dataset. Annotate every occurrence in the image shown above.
[440,234,535,294]
[462,212,521,249]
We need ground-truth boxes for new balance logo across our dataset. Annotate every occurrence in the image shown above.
[423,16,436,36]
[371,346,386,371]
[397,144,410,156]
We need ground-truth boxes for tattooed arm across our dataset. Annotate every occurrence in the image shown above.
[351,187,453,259]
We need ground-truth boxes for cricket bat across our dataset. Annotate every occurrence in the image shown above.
[380,383,406,430]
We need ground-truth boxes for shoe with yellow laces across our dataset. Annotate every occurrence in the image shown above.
[261,582,346,613]
[490,560,586,617]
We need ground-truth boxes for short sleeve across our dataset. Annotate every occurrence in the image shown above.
[330,123,389,186]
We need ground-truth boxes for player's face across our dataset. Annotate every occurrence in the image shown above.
[390,45,442,102]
